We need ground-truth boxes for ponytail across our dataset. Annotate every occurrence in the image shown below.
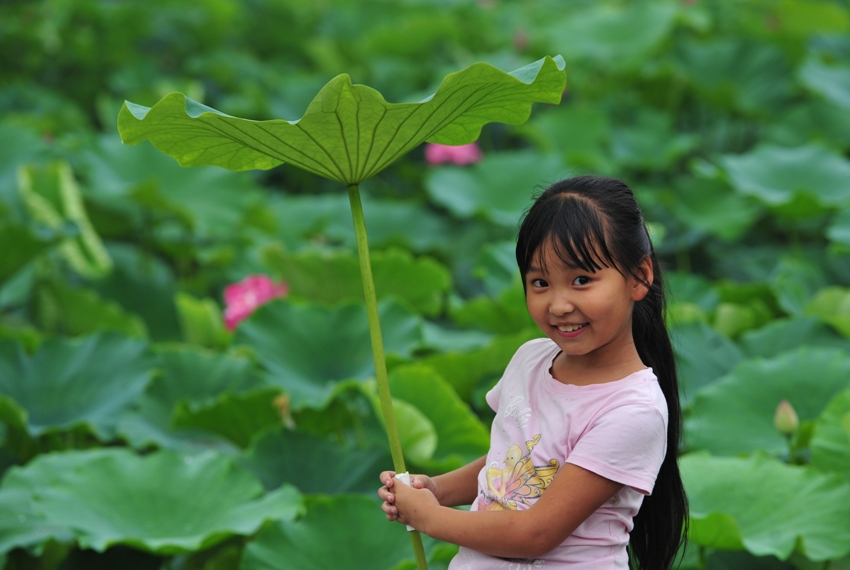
[629,250,688,570]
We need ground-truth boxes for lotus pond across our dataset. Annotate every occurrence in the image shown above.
[1,1,850,569]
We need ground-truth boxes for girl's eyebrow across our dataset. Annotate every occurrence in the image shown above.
[527,265,542,273]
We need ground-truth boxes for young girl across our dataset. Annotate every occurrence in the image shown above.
[378,176,688,569]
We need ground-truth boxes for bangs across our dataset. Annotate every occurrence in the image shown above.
[517,193,618,276]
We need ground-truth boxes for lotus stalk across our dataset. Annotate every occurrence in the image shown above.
[117,56,567,568]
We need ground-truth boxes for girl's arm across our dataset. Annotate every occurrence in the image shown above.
[379,455,485,520]
[390,462,623,559]
[432,455,486,506]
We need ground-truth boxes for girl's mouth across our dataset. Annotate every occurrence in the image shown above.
[556,323,586,333]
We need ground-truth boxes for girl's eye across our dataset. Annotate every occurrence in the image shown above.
[530,278,548,288]
[573,276,590,286]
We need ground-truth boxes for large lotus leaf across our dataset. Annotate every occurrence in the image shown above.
[421,328,542,403]
[450,283,535,335]
[265,192,450,255]
[53,546,162,570]
[83,135,264,238]
[519,102,612,171]
[547,2,677,67]
[262,246,451,316]
[89,244,182,342]
[389,397,437,465]
[117,393,237,456]
[667,177,761,242]
[1,448,303,554]
[720,145,850,213]
[806,287,850,339]
[171,387,284,448]
[153,345,265,407]
[671,322,743,399]
[268,187,451,253]
[34,281,147,338]
[174,292,230,349]
[772,0,850,36]
[18,161,112,278]
[674,38,793,115]
[684,348,850,456]
[323,191,453,254]
[681,453,850,561]
[667,272,720,311]
[799,55,850,112]
[0,487,74,554]
[239,428,391,494]
[769,257,829,316]
[704,550,796,570]
[240,495,431,570]
[811,387,850,480]
[0,333,153,439]
[117,56,566,185]
[234,298,422,410]
[424,150,565,227]
[611,109,699,171]
[388,365,489,472]
[472,240,518,297]
[420,322,493,355]
[0,223,55,284]
[0,124,47,205]
[763,100,850,151]
[829,206,850,246]
[739,317,850,359]
[117,346,263,453]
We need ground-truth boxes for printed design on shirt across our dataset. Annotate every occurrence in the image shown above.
[480,434,559,511]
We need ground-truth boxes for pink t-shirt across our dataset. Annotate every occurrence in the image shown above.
[448,338,668,570]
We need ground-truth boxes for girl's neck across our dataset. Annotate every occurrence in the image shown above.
[549,348,647,387]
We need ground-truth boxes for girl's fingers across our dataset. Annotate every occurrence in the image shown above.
[379,471,396,487]
[382,501,398,520]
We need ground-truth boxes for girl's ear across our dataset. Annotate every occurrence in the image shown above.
[631,256,654,301]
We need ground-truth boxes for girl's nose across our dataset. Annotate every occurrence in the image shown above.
[549,294,574,316]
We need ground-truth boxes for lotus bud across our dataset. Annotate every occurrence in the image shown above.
[774,399,799,436]
[274,394,296,430]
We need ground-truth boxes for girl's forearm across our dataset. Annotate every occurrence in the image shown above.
[432,455,486,507]
[421,506,548,559]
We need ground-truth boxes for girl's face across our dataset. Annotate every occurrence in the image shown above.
[524,242,651,380]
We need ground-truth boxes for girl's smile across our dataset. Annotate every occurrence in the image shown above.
[524,243,651,384]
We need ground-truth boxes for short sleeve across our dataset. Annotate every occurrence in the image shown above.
[485,378,502,412]
[565,404,667,495]
[484,339,546,413]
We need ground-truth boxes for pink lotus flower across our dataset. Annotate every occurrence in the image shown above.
[425,142,483,166]
[223,274,289,331]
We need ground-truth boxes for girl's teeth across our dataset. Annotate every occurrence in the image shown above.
[557,324,584,332]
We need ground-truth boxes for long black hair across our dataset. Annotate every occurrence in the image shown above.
[515,176,688,570]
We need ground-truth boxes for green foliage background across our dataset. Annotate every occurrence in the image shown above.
[1,0,850,569]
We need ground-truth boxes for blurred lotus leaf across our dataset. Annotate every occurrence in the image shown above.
[682,453,850,561]
[685,348,850,456]
[0,448,303,554]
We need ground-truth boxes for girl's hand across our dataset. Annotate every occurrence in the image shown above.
[377,471,438,522]
[390,477,441,531]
